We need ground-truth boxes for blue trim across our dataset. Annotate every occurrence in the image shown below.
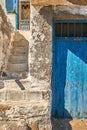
[52,21,57,117]
[16,0,19,29]
[55,37,87,42]
[54,20,87,23]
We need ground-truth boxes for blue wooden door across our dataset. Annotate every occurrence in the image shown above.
[52,20,87,118]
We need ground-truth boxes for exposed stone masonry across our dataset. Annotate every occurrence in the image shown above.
[0,4,13,76]
[29,5,52,84]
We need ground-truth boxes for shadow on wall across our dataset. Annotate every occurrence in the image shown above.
[52,117,72,130]
[39,6,52,25]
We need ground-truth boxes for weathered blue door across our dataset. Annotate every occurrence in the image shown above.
[52,20,87,118]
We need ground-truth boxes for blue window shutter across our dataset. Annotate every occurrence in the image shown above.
[6,0,14,13]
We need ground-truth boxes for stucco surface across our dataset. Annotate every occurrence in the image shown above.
[31,0,87,6]
[31,0,74,6]
[29,5,52,85]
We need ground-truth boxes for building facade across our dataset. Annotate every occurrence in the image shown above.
[0,0,87,130]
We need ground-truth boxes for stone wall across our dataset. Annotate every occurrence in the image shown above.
[29,5,52,130]
[0,4,13,76]
[31,0,87,6]
[7,13,16,29]
[29,5,52,85]
[31,0,73,6]
[53,5,87,16]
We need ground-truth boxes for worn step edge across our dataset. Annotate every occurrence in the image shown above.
[0,100,49,107]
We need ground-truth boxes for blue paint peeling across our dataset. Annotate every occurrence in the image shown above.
[52,20,87,118]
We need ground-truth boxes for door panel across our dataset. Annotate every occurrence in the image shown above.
[52,41,87,118]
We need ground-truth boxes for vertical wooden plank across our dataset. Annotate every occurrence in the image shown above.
[61,23,62,37]
[67,23,69,37]
[81,23,83,37]
[74,23,76,37]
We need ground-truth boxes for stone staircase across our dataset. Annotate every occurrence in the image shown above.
[0,80,50,102]
[0,79,51,127]
[7,40,29,79]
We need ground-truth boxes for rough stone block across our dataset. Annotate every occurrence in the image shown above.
[30,123,39,130]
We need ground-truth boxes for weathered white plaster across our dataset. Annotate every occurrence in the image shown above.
[53,6,87,16]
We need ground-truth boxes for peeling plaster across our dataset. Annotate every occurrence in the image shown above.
[53,6,87,16]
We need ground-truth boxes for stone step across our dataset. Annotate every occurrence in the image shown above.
[10,51,28,56]
[7,63,28,72]
[8,59,27,64]
[0,89,43,102]
[8,55,28,64]
[10,47,28,55]
[0,100,48,108]
[0,79,50,102]
[8,60,27,64]
[0,87,50,102]
[10,53,28,56]
[12,41,29,47]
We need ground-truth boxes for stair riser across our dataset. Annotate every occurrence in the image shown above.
[8,63,28,72]
[12,42,29,47]
[9,56,28,63]
[11,51,28,55]
[11,51,28,56]
[0,91,43,101]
